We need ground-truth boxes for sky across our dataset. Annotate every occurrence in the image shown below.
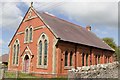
[0,0,119,55]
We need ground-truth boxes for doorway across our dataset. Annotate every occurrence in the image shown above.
[24,55,30,72]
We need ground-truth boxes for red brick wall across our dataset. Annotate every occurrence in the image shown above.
[8,8,55,75]
[56,42,114,76]
[8,7,114,78]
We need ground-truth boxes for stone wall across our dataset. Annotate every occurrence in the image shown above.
[68,62,119,78]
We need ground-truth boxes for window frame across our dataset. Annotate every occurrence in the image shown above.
[70,51,73,66]
[82,53,84,66]
[38,40,42,65]
[24,26,33,43]
[29,26,33,42]
[86,53,88,66]
[44,40,48,65]
[64,51,68,66]
[98,55,100,64]
[25,28,29,43]
[12,39,20,66]
[37,33,49,68]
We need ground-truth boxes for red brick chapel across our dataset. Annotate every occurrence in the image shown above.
[8,3,114,77]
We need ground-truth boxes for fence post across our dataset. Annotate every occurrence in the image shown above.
[1,69,5,79]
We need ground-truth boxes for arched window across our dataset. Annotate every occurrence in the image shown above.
[13,45,16,64]
[29,28,32,41]
[86,54,88,66]
[25,29,28,42]
[98,55,100,64]
[82,53,84,66]
[13,39,20,65]
[37,33,49,67]
[70,51,73,66]
[95,55,97,65]
[65,51,68,66]
[38,41,42,65]
[44,40,48,65]
[108,56,110,63]
[16,44,19,64]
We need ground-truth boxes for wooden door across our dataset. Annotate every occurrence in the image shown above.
[24,55,29,72]
[24,59,29,72]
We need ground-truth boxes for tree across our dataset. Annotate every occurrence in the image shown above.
[114,47,120,61]
[103,37,116,50]
[102,37,119,61]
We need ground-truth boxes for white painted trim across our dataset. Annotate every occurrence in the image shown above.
[23,7,38,22]
[26,46,33,56]
[17,31,24,35]
[28,8,32,19]
[24,16,38,22]
[33,26,45,31]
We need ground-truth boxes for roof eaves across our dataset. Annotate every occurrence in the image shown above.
[60,38,114,52]
[102,40,115,51]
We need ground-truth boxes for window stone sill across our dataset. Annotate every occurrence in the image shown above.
[37,65,47,69]
[12,64,19,67]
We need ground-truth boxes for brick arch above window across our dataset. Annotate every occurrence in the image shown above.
[38,33,49,44]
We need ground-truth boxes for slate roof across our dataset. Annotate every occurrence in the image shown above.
[38,12,114,51]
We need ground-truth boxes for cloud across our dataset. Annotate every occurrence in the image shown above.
[48,2,118,28]
[0,39,4,45]
[0,2,23,29]
[94,28,108,35]
[21,2,118,29]
[0,1,118,30]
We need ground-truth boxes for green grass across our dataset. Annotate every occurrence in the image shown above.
[4,71,68,80]
[5,71,37,78]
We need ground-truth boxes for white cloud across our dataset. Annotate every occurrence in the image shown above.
[0,39,4,45]
[0,2,23,29]
[49,2,118,28]
[21,2,118,29]
[94,28,108,35]
[0,1,118,30]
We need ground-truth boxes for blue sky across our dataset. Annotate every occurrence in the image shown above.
[0,1,118,55]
